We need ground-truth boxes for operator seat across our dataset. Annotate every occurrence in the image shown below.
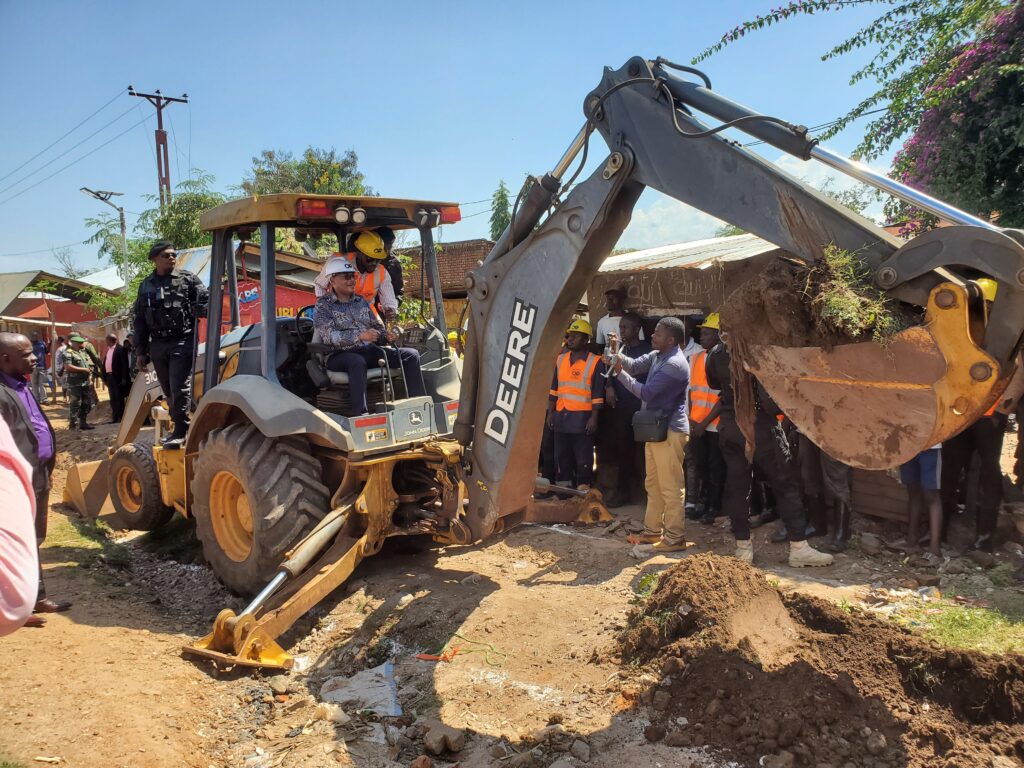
[306,327,403,389]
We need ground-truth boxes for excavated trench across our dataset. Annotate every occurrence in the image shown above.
[620,554,1024,768]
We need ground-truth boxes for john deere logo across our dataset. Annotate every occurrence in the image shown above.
[409,412,423,426]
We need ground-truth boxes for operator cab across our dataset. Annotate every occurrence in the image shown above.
[197,195,463,452]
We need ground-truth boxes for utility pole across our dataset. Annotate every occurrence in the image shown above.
[81,188,129,286]
[128,86,188,209]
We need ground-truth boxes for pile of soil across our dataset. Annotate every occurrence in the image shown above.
[620,554,1024,768]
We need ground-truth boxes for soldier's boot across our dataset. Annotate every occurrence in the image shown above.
[788,539,834,568]
[825,501,851,553]
[734,538,754,564]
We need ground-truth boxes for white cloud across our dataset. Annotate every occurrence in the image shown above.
[618,193,724,250]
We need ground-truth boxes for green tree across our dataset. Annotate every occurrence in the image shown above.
[137,172,226,249]
[241,147,371,196]
[715,223,746,237]
[886,4,1024,233]
[489,180,511,240]
[695,0,1008,159]
[83,172,227,315]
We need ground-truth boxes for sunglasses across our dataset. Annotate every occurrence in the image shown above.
[335,272,357,280]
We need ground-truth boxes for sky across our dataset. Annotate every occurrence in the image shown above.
[0,0,895,276]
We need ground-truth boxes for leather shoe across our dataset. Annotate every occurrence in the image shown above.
[24,615,46,628]
[34,598,72,613]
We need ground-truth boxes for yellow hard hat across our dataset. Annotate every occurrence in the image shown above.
[447,330,460,341]
[567,318,593,337]
[976,278,998,302]
[353,231,387,260]
[700,312,721,331]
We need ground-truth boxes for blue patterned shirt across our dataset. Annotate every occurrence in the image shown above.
[313,294,385,350]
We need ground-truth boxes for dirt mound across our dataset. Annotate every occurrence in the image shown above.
[620,553,1024,768]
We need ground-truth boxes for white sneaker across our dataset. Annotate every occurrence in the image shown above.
[734,538,754,563]
[789,540,834,568]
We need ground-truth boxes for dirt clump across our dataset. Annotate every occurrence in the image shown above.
[619,553,1024,768]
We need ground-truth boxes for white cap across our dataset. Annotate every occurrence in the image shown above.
[323,255,356,276]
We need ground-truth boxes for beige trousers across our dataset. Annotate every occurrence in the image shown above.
[643,430,688,543]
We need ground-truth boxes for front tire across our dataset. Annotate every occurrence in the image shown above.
[109,440,174,531]
[192,423,330,594]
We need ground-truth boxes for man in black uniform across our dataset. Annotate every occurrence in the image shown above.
[133,241,209,444]
[705,337,833,568]
[376,227,404,305]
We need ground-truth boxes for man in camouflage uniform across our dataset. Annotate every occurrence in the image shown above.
[64,334,94,431]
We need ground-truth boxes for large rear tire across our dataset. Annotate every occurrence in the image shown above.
[191,423,330,595]
[108,440,175,531]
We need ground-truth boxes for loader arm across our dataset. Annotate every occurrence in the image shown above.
[457,56,1024,540]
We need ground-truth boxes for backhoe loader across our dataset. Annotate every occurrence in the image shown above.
[67,55,1024,670]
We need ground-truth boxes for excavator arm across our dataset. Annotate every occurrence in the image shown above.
[457,55,1024,541]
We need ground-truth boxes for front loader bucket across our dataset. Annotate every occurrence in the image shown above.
[748,283,1009,469]
[63,459,114,518]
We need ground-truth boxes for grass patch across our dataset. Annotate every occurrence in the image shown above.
[43,515,130,571]
[988,562,1017,588]
[631,571,660,603]
[0,758,28,768]
[806,244,909,344]
[896,601,1024,654]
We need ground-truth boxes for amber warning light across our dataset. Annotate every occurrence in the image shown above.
[296,199,334,218]
[440,206,461,224]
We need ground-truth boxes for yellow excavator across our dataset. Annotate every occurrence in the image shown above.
[66,56,1023,670]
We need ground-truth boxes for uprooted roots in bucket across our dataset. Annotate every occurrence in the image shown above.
[717,251,922,458]
[619,554,1024,768]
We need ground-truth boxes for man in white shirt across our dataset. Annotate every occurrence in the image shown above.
[595,287,644,350]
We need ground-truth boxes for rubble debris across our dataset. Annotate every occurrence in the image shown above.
[421,720,466,755]
[268,676,291,696]
[320,661,401,716]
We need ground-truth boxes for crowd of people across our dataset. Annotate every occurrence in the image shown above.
[2,248,1014,632]
[536,285,1012,568]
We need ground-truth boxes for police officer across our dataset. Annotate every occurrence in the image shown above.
[133,241,209,444]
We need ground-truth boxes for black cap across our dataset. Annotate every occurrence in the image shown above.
[149,240,174,260]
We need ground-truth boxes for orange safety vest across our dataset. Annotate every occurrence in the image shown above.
[689,349,720,428]
[346,254,386,321]
[552,351,604,412]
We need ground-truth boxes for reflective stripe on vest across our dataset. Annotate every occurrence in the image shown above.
[689,350,720,427]
[554,352,602,411]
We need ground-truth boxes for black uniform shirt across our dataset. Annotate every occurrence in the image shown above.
[133,269,209,357]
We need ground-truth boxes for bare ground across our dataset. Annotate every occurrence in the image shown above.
[1,395,1022,768]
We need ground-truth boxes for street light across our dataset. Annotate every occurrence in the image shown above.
[81,187,128,287]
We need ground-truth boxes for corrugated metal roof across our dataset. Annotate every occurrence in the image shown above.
[79,243,321,292]
[600,233,778,273]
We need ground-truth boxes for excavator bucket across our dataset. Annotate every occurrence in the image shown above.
[747,283,1008,469]
[63,458,114,518]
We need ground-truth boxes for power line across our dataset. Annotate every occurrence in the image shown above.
[742,107,888,148]
[0,114,150,207]
[0,240,87,258]
[0,103,137,197]
[0,88,125,184]
[168,110,183,182]
[187,102,193,182]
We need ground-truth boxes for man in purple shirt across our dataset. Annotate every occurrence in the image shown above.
[0,332,71,625]
[606,316,691,553]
